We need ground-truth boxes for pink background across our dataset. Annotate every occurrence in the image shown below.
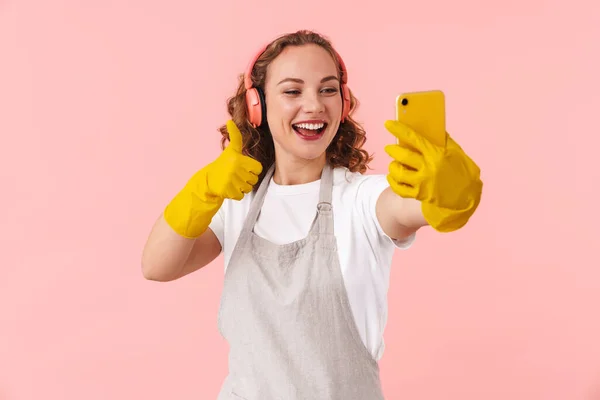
[1,0,599,399]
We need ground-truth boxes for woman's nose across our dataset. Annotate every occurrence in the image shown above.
[302,92,325,114]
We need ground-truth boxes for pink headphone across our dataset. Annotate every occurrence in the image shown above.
[244,43,351,128]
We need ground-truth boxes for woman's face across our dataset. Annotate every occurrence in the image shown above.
[263,44,343,164]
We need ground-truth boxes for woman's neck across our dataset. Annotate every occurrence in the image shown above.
[272,155,327,186]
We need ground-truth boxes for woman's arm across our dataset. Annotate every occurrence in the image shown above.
[375,188,428,241]
[141,213,221,282]
[141,120,262,282]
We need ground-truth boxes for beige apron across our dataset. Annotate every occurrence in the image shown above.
[216,163,385,400]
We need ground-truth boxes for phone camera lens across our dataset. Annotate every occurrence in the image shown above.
[401,98,408,106]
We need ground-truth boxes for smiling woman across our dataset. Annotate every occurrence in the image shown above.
[141,29,483,400]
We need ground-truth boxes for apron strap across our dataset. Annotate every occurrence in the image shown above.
[239,162,275,235]
[316,163,334,235]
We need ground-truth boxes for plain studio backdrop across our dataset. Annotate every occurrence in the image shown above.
[1,0,599,399]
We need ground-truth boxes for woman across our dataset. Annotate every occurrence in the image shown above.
[142,30,482,399]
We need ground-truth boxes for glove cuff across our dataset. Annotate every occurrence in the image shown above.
[163,168,224,239]
[421,180,482,233]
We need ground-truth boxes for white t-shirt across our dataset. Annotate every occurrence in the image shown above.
[208,167,415,361]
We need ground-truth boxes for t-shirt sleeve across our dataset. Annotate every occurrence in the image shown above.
[354,174,416,250]
[208,205,225,251]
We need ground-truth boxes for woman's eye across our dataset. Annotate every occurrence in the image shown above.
[284,88,338,95]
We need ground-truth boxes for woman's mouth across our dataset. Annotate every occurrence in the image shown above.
[292,122,327,141]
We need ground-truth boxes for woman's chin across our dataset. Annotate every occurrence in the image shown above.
[273,131,334,162]
[292,149,326,161]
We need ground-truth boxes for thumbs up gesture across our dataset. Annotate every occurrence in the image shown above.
[163,120,263,238]
[205,120,263,201]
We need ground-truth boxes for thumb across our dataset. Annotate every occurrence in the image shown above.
[226,119,243,153]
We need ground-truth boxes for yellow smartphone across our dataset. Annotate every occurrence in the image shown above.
[395,90,447,147]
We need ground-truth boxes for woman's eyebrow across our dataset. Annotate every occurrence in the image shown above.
[277,75,339,85]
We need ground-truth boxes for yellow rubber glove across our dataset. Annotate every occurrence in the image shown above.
[163,120,263,238]
[384,120,483,233]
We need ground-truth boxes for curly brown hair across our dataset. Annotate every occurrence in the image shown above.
[218,30,373,187]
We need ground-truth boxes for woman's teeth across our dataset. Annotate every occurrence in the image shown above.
[293,122,325,130]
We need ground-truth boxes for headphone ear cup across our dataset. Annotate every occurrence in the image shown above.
[245,88,262,128]
[257,87,267,127]
[340,83,351,122]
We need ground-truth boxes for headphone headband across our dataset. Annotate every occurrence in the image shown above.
[244,43,348,89]
[244,43,268,90]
